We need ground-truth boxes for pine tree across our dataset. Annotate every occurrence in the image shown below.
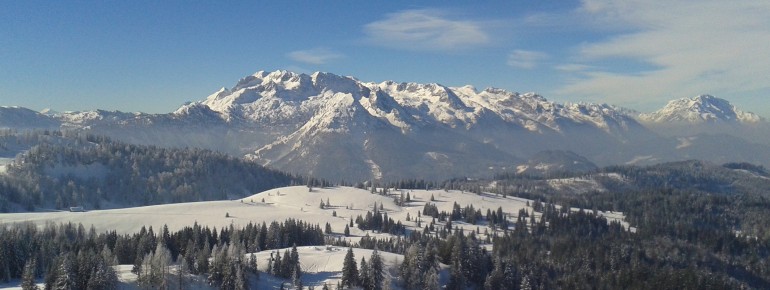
[399,244,418,290]
[272,251,282,276]
[220,261,236,290]
[424,265,439,290]
[100,245,118,267]
[177,254,189,290]
[137,253,154,289]
[369,249,384,290]
[292,265,302,289]
[248,253,259,275]
[484,258,504,290]
[21,258,38,290]
[152,241,173,289]
[520,274,532,290]
[87,258,118,290]
[54,254,76,290]
[235,262,249,290]
[447,260,466,290]
[290,244,300,270]
[341,248,359,288]
[280,249,292,278]
[359,257,371,290]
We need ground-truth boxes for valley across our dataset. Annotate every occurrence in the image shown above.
[3,89,770,288]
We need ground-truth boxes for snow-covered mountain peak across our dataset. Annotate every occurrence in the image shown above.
[0,106,60,129]
[639,95,763,123]
[200,70,648,134]
[39,108,60,116]
[311,71,366,95]
[172,102,223,120]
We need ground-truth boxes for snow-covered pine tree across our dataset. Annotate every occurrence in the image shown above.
[235,262,249,290]
[177,254,189,290]
[21,258,38,290]
[86,257,117,290]
[369,249,384,290]
[359,257,371,290]
[341,247,358,288]
[280,249,292,278]
[272,251,281,276]
[152,241,173,289]
[53,254,76,290]
[292,265,302,289]
[424,265,439,290]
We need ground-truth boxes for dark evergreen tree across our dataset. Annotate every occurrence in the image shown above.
[86,258,117,290]
[360,257,372,290]
[341,248,359,288]
[272,251,281,277]
[369,249,384,290]
[53,254,76,290]
[21,258,38,290]
[292,265,302,289]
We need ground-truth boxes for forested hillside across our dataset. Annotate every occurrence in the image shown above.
[0,131,298,211]
[431,160,770,288]
[3,130,770,288]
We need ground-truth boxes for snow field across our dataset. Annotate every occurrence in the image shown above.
[0,157,12,174]
[0,185,629,289]
[0,185,628,239]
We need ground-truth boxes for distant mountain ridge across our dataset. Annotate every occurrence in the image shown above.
[189,70,649,180]
[638,95,763,124]
[2,70,769,180]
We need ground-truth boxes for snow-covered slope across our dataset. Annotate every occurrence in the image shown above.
[191,70,650,180]
[636,95,770,147]
[639,95,763,124]
[199,70,639,135]
[0,106,60,129]
[4,71,770,179]
[0,185,627,235]
[3,185,480,289]
[516,150,598,176]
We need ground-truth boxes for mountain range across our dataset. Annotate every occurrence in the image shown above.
[2,70,769,180]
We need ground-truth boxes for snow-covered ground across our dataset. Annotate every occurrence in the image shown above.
[547,177,606,194]
[0,185,629,289]
[0,157,12,174]
[0,246,421,289]
[0,185,629,237]
[251,246,426,289]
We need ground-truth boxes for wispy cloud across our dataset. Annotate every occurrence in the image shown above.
[287,48,343,65]
[557,1,770,106]
[554,63,593,72]
[363,9,490,51]
[507,50,548,69]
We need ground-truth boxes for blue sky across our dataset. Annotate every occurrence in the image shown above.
[2,1,769,117]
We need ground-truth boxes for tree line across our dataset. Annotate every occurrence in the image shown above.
[0,131,300,212]
[0,218,324,289]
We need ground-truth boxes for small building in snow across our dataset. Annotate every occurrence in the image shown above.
[69,206,85,212]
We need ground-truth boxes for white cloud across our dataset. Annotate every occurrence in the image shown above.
[364,9,490,51]
[554,63,593,72]
[557,1,770,106]
[507,50,548,69]
[287,48,343,65]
